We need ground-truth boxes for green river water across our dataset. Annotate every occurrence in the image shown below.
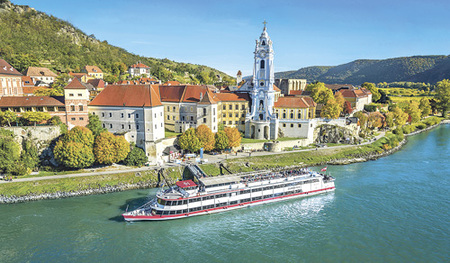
[0,124,449,263]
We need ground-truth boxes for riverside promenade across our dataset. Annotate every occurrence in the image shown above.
[0,132,386,184]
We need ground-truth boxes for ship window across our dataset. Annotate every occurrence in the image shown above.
[169,211,176,215]
[166,201,172,206]
[177,200,183,205]
[183,200,188,205]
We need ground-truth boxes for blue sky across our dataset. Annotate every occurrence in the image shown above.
[12,0,450,76]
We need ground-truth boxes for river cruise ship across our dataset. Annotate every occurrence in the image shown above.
[123,165,335,221]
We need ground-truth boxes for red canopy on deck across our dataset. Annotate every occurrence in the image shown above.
[176,180,197,188]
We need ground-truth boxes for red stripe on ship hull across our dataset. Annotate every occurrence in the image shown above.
[123,186,335,221]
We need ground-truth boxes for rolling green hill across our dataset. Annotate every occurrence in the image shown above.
[0,0,233,84]
[275,56,450,85]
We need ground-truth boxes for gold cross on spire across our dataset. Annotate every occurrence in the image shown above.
[263,20,267,30]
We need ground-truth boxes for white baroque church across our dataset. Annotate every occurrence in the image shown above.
[243,23,279,140]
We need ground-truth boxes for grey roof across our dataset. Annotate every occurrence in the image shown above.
[199,175,241,186]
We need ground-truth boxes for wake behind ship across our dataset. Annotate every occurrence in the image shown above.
[123,164,335,221]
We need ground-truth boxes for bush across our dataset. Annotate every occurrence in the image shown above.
[402,125,416,134]
[124,146,147,167]
[364,104,377,112]
[415,123,427,130]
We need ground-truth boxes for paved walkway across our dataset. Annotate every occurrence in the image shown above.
[0,132,385,184]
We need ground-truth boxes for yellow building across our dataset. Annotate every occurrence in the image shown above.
[214,92,249,132]
[82,66,103,79]
[274,96,316,120]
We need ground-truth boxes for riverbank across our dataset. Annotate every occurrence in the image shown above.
[0,119,447,203]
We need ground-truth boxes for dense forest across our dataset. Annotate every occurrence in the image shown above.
[0,0,234,84]
[276,56,450,85]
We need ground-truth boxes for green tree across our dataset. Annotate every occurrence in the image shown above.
[124,144,147,167]
[50,73,71,95]
[178,128,201,153]
[306,82,333,104]
[0,130,21,175]
[22,112,51,126]
[404,100,421,123]
[20,138,39,172]
[419,98,431,117]
[0,110,17,127]
[354,111,368,133]
[86,113,106,137]
[114,135,130,163]
[93,132,129,164]
[321,98,342,119]
[62,126,94,147]
[224,127,241,148]
[214,130,229,151]
[195,124,215,151]
[361,82,381,102]
[392,107,408,127]
[54,140,95,169]
[385,112,394,128]
[435,79,450,117]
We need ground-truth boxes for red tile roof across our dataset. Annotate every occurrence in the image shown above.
[163,81,180,86]
[69,72,88,79]
[339,88,371,98]
[138,77,158,83]
[159,85,186,102]
[83,65,103,74]
[89,85,162,107]
[130,63,149,68]
[24,67,57,77]
[22,76,34,87]
[274,96,315,108]
[22,86,39,95]
[0,59,22,76]
[182,85,210,103]
[199,90,217,104]
[0,96,65,107]
[87,79,105,89]
[289,90,303,95]
[325,84,354,90]
[213,92,249,102]
[65,78,87,90]
[273,84,281,92]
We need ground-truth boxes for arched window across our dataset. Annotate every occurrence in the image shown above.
[262,40,266,46]
[260,60,265,69]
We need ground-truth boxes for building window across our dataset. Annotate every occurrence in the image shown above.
[167,106,170,112]
[290,113,293,119]
[128,125,131,129]
[223,121,226,124]
[109,124,113,128]
[71,105,75,112]
[282,113,286,119]
[128,113,131,118]
[79,117,84,120]
[290,124,294,128]
[298,124,301,128]
[235,105,239,110]
[241,114,245,118]
[155,124,157,129]
[222,114,226,118]
[228,121,232,124]
[173,107,176,111]
[102,123,106,128]
[78,93,82,97]
[58,107,65,112]
[283,123,286,127]
[154,113,156,118]
[241,121,245,124]
[229,105,232,110]
[101,112,104,117]
[167,116,170,120]
[122,124,124,129]
[182,116,185,121]
[235,113,238,117]
[160,112,162,116]
[71,118,76,121]
[213,108,216,115]
[298,113,301,119]
[203,108,206,115]
[223,105,226,110]
[161,123,163,127]
[136,113,139,118]
[203,118,206,123]
[235,121,238,124]
[79,105,84,111]
[69,93,74,97]
[190,116,193,121]
[260,60,265,69]
[172,116,175,120]
[241,105,245,110]
[137,125,140,130]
